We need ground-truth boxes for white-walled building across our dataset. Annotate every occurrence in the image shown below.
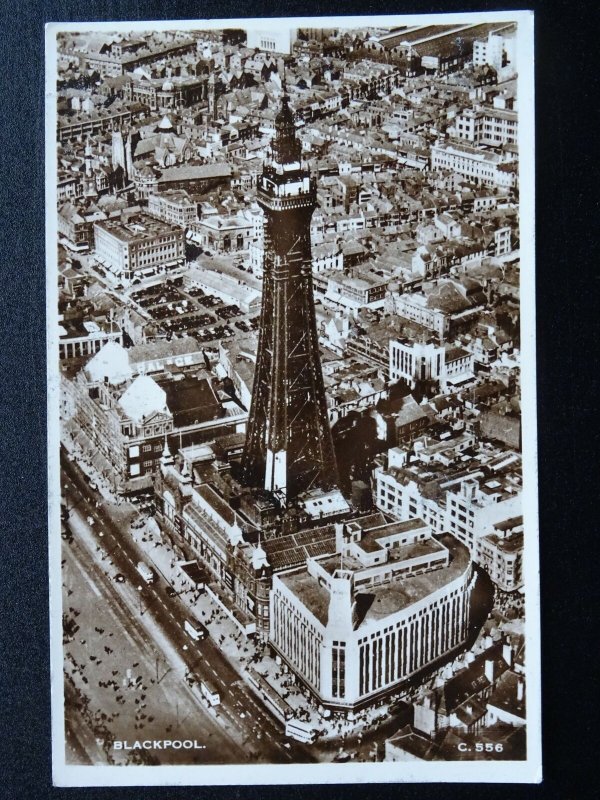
[431,142,517,189]
[94,213,185,284]
[389,338,475,391]
[246,27,298,54]
[147,190,198,227]
[373,454,522,578]
[270,515,474,711]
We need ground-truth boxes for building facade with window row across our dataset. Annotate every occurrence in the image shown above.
[270,516,474,711]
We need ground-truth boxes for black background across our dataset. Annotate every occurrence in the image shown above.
[1,1,597,798]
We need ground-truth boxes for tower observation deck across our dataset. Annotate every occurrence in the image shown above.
[241,91,339,504]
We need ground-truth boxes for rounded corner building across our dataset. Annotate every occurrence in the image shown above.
[270,516,476,712]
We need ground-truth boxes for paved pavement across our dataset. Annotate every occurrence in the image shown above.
[61,453,311,764]
[63,506,249,765]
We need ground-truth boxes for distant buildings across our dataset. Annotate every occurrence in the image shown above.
[147,190,198,227]
[77,36,196,78]
[133,163,232,199]
[123,74,207,111]
[473,25,517,74]
[246,28,298,55]
[431,142,518,189]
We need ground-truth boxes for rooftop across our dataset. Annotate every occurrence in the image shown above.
[95,213,181,243]
[279,532,470,628]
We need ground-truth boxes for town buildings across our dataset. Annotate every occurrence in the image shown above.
[55,22,527,737]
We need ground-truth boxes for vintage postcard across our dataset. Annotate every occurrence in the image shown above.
[46,11,540,786]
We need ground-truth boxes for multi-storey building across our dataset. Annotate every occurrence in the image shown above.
[388,292,450,339]
[93,213,185,284]
[473,25,517,72]
[63,341,237,492]
[57,105,138,144]
[147,190,198,228]
[123,75,206,111]
[373,449,522,581]
[77,37,196,78]
[324,270,388,310]
[193,212,254,254]
[270,515,474,711]
[476,516,523,592]
[389,338,474,391]
[58,203,107,252]
[246,28,298,55]
[431,142,518,189]
[451,106,518,147]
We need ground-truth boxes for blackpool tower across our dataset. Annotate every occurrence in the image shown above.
[241,90,338,504]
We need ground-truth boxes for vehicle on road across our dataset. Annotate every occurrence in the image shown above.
[199,678,221,706]
[285,718,317,744]
[184,619,208,641]
[136,561,154,584]
[114,573,125,583]
[166,587,177,597]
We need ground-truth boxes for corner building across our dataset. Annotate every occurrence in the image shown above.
[270,515,475,711]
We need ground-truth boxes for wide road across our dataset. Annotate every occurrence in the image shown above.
[60,451,314,765]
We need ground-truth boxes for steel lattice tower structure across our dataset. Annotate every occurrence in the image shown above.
[241,91,338,504]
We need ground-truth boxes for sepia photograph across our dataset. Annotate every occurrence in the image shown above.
[45,11,540,786]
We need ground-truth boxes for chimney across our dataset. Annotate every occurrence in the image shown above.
[517,678,524,701]
[334,521,345,553]
[484,659,495,683]
[502,640,513,668]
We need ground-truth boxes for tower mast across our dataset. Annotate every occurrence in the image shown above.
[241,89,338,505]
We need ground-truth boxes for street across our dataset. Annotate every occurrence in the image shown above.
[61,452,312,765]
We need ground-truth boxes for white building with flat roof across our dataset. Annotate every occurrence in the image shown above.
[431,142,517,188]
[246,27,297,54]
[270,514,474,711]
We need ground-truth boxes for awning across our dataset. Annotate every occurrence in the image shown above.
[124,474,154,493]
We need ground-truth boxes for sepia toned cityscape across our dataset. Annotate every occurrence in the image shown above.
[53,19,528,767]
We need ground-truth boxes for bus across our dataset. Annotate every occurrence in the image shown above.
[199,678,221,706]
[285,718,317,744]
[184,619,208,641]
[136,561,154,584]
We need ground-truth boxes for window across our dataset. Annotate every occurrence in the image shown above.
[130,463,140,476]
[129,445,139,458]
